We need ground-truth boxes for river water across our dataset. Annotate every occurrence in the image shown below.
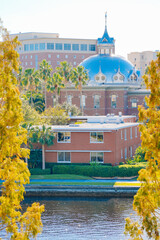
[22,197,137,240]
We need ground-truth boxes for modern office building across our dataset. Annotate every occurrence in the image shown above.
[128,50,159,75]
[10,32,97,70]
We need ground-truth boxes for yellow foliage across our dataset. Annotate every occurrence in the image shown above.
[0,21,44,239]
[125,53,160,239]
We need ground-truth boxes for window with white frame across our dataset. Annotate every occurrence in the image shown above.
[67,95,72,105]
[90,152,104,163]
[58,152,71,162]
[125,148,127,159]
[90,132,103,143]
[94,95,100,108]
[124,129,127,140]
[57,132,71,143]
[135,127,137,138]
[121,149,123,159]
[130,128,132,139]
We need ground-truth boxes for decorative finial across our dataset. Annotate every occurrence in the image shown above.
[105,12,107,30]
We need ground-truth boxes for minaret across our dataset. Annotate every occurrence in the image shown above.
[97,12,115,55]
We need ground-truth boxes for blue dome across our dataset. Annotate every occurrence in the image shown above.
[80,54,140,85]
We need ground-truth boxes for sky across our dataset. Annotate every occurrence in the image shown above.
[1,0,160,58]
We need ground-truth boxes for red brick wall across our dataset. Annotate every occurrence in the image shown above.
[45,126,141,165]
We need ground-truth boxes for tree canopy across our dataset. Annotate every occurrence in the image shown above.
[0,21,44,239]
[125,53,160,239]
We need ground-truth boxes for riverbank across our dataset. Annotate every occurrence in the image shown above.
[24,184,139,198]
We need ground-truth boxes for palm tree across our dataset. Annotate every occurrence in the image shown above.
[22,68,39,107]
[39,60,53,110]
[51,72,65,105]
[56,61,72,99]
[71,66,89,115]
[30,125,55,170]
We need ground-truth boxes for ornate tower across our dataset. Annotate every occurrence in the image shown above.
[97,12,115,55]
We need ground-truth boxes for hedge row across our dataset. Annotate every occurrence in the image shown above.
[30,168,51,175]
[52,164,146,177]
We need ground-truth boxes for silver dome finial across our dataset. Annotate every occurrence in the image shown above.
[105,12,107,30]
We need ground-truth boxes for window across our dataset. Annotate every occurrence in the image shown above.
[30,55,32,59]
[125,148,127,159]
[72,44,79,51]
[73,55,76,59]
[47,43,54,50]
[131,98,138,108]
[48,61,51,65]
[135,127,137,138]
[81,44,87,51]
[124,129,127,140]
[67,95,72,105]
[55,43,62,50]
[57,132,71,143]
[94,95,100,108]
[30,44,34,51]
[57,55,60,58]
[130,146,132,158]
[82,55,84,59]
[57,61,60,65]
[130,128,132,139]
[48,54,51,58]
[24,44,29,51]
[58,152,71,162]
[25,55,27,59]
[30,62,32,65]
[65,55,68,59]
[121,149,123,159]
[64,43,71,50]
[80,95,86,108]
[73,62,76,66]
[35,43,38,51]
[121,130,123,139]
[25,62,27,66]
[89,44,96,51]
[90,132,103,143]
[90,152,103,163]
[111,95,117,108]
[35,55,38,70]
[39,43,45,50]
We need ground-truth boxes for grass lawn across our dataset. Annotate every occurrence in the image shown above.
[30,174,93,180]
[29,181,140,186]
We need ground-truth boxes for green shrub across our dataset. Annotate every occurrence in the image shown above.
[52,164,146,177]
[30,168,51,175]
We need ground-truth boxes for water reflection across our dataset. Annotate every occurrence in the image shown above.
[22,197,135,240]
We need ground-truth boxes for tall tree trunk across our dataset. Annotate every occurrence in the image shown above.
[45,87,47,111]
[42,144,45,170]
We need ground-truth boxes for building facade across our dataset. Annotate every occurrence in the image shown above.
[11,12,151,116]
[45,116,141,165]
[10,32,97,71]
[128,50,159,75]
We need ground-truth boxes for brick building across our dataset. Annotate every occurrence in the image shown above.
[11,12,150,116]
[45,115,141,165]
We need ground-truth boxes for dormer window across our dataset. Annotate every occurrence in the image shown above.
[113,71,124,83]
[102,38,108,42]
[94,73,106,83]
[130,73,137,81]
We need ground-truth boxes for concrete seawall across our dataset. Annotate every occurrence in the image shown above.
[24,185,139,198]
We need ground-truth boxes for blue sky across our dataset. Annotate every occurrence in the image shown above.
[1,0,160,57]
